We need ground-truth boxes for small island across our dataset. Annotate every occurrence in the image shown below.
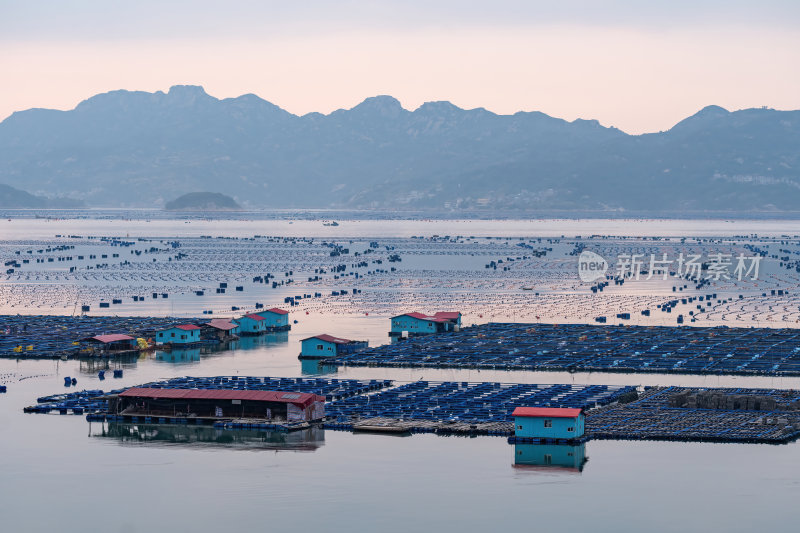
[164,192,242,211]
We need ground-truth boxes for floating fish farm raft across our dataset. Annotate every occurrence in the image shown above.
[131,375,393,401]
[24,376,393,416]
[328,322,800,376]
[25,376,800,444]
[324,381,635,435]
[585,386,800,444]
[0,315,195,359]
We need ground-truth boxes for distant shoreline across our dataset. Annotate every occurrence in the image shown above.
[3,207,800,222]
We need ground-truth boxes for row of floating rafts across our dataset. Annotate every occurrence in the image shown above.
[139,375,392,400]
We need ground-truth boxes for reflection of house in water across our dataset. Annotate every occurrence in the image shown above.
[90,422,324,452]
[156,347,201,363]
[79,352,142,375]
[513,443,587,473]
[229,330,289,350]
[301,359,338,376]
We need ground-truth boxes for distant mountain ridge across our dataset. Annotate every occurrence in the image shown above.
[0,85,797,212]
[0,183,84,208]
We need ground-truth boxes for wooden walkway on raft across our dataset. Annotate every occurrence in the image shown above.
[326,416,514,436]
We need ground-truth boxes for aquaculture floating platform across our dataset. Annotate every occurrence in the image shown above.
[0,315,196,359]
[585,387,800,444]
[328,322,800,377]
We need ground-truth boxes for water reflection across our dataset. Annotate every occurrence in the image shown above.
[156,347,201,364]
[513,443,587,473]
[79,353,143,375]
[301,359,338,376]
[229,331,289,350]
[90,421,325,451]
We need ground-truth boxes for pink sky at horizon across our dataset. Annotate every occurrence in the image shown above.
[2,21,799,134]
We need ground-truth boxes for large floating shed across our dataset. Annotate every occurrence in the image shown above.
[112,387,325,422]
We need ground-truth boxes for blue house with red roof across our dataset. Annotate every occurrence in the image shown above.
[155,324,201,345]
[253,308,290,330]
[512,407,585,440]
[299,334,368,359]
[390,311,462,337]
[236,313,269,335]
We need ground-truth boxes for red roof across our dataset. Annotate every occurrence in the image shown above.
[263,308,289,315]
[205,319,239,331]
[175,324,200,331]
[303,334,356,344]
[512,407,583,418]
[396,311,460,323]
[243,314,266,321]
[87,334,134,344]
[118,387,325,409]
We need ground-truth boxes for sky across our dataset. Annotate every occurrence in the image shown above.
[1,0,799,134]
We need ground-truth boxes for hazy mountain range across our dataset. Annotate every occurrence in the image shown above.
[0,85,797,213]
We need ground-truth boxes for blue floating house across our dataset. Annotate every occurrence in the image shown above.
[155,324,201,346]
[237,313,268,335]
[300,334,368,359]
[389,311,462,337]
[253,308,291,330]
[512,407,585,440]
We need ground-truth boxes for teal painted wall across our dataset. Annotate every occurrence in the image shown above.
[156,327,200,345]
[514,414,585,439]
[390,316,438,334]
[256,311,289,328]
[301,338,337,357]
[237,316,267,333]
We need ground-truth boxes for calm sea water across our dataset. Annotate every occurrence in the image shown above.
[2,217,800,532]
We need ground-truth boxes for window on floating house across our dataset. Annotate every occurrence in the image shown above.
[544,420,552,428]
[171,332,175,338]
[317,344,323,350]
[544,454,552,465]
[567,427,574,432]
[517,425,523,430]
